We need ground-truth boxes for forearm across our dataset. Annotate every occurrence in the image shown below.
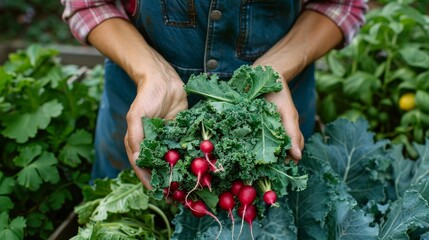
[87,18,157,86]
[256,10,342,82]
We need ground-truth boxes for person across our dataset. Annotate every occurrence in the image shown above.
[61,0,367,189]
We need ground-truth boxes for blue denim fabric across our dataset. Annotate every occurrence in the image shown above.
[92,0,316,180]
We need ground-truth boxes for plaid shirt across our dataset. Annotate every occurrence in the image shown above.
[61,0,367,46]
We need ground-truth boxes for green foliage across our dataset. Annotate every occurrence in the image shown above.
[71,116,429,239]
[172,118,429,239]
[375,0,429,14]
[72,171,175,240]
[137,65,306,205]
[0,45,104,239]
[0,212,26,240]
[0,0,76,44]
[316,1,429,158]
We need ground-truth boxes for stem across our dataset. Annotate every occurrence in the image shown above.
[257,177,271,192]
[383,33,397,87]
[185,174,201,213]
[229,211,235,240]
[63,81,77,118]
[205,211,223,240]
[237,205,246,240]
[201,122,212,140]
[205,153,224,172]
[166,166,173,198]
[148,203,172,238]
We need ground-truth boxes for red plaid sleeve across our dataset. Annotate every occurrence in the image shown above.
[61,0,129,44]
[304,0,367,46]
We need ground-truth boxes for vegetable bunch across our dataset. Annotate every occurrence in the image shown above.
[136,65,307,238]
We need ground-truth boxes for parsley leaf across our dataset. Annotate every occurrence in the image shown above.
[13,145,60,191]
[2,99,63,143]
[59,129,94,167]
[0,212,26,240]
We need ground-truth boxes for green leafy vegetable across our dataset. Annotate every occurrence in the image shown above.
[0,212,26,240]
[0,45,103,239]
[59,130,94,167]
[13,145,60,191]
[379,190,429,239]
[137,65,304,203]
[72,171,174,240]
[2,100,63,143]
[72,117,429,239]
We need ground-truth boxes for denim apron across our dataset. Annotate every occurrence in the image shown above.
[92,0,316,180]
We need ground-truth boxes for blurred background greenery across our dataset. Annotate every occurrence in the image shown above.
[0,0,77,44]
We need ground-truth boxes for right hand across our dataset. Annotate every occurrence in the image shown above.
[124,50,188,189]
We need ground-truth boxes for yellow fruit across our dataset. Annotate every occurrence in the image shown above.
[399,93,416,111]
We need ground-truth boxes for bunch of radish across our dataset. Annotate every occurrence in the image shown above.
[136,65,308,239]
[160,134,280,240]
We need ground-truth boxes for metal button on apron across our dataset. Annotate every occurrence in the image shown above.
[206,59,218,70]
[210,10,222,21]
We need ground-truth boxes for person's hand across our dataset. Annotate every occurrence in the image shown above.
[124,51,188,189]
[264,79,304,162]
[252,62,304,162]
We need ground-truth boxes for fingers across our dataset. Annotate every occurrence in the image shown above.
[125,131,153,189]
[125,107,144,154]
[283,111,304,162]
[125,104,152,189]
[266,86,304,163]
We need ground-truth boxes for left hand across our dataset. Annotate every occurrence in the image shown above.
[253,61,304,162]
[252,10,345,162]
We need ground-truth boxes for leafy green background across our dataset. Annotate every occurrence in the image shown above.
[316,1,429,159]
[0,45,104,239]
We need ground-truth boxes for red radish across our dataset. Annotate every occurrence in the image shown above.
[200,138,224,172]
[183,199,193,209]
[163,188,169,197]
[238,204,257,240]
[190,157,209,176]
[237,185,257,239]
[172,189,186,202]
[218,191,236,239]
[238,185,257,205]
[263,190,278,207]
[200,139,214,153]
[185,158,209,207]
[258,178,279,207]
[190,200,207,217]
[164,150,181,197]
[164,149,180,165]
[191,201,223,239]
[230,180,244,196]
[201,173,212,191]
[170,181,180,192]
[218,192,235,211]
[238,204,257,224]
